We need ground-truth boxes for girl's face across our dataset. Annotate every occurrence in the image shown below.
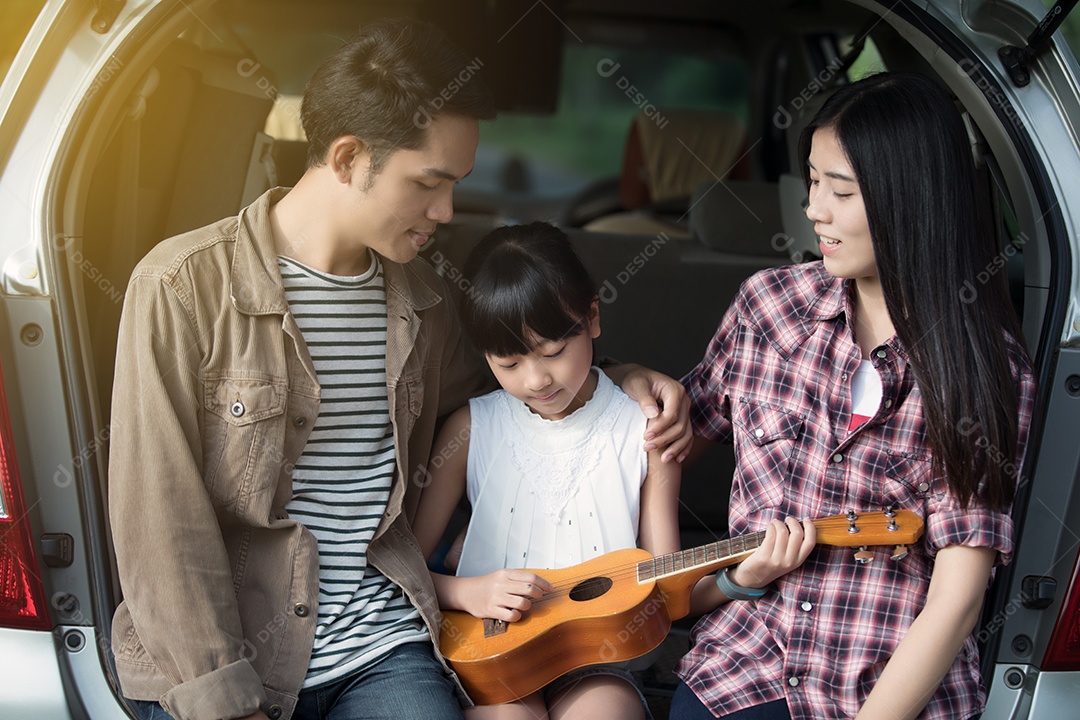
[806,127,877,283]
[484,302,601,421]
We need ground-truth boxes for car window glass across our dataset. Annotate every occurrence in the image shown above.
[844,35,886,80]
[1042,0,1080,59]
[460,40,748,200]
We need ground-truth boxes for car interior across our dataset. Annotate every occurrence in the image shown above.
[50,0,1048,714]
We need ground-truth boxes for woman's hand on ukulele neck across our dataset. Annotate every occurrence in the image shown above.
[730,517,817,590]
[461,569,555,622]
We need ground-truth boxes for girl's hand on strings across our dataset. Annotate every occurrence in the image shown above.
[462,569,554,622]
[731,517,816,589]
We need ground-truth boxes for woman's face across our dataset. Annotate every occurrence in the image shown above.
[806,127,877,283]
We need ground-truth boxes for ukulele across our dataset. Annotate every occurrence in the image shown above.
[440,508,923,705]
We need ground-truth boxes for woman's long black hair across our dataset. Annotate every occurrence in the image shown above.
[799,72,1026,511]
[461,222,597,357]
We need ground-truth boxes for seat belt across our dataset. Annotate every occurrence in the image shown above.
[109,67,159,267]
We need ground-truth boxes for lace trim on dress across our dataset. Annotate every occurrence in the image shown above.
[500,371,623,523]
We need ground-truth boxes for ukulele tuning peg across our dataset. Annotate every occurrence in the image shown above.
[890,545,909,561]
[847,509,860,534]
[853,546,874,565]
[883,504,897,518]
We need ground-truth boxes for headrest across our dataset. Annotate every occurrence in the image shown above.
[619,109,747,210]
[689,180,789,258]
[784,90,831,173]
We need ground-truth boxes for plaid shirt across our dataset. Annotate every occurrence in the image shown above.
[679,262,1036,720]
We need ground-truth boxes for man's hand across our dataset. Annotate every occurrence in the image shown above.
[614,364,692,463]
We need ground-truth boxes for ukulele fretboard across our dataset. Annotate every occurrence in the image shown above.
[636,531,767,582]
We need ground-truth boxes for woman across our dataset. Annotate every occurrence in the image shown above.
[671,72,1037,720]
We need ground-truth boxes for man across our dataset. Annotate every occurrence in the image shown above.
[109,18,688,720]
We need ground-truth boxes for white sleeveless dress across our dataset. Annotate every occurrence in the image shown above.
[456,369,649,577]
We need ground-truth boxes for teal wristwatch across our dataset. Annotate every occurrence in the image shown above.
[715,566,767,601]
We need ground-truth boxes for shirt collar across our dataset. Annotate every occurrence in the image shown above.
[803,263,849,322]
[799,263,908,362]
[744,262,847,358]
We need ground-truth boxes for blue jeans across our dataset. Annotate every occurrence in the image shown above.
[128,642,463,720]
[669,682,792,720]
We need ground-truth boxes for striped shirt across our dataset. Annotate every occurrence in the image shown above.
[680,262,1036,720]
[280,254,427,689]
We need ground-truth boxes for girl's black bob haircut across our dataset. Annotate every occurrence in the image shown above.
[461,222,597,357]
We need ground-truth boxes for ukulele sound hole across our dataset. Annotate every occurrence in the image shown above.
[569,577,613,602]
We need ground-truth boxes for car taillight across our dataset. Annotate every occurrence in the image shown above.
[0,355,49,631]
[1043,550,1080,670]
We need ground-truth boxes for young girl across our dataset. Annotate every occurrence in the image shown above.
[413,222,684,719]
[671,72,1037,720]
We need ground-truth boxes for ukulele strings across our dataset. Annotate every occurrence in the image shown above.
[524,533,767,606]
[515,514,902,606]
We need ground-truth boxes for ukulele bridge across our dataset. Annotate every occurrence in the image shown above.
[483,618,508,638]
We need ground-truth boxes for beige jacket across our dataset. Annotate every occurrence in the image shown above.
[109,188,486,720]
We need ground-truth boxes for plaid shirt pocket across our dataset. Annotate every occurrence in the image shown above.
[732,400,805,513]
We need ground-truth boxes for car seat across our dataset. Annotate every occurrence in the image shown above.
[80,40,278,420]
[580,109,751,237]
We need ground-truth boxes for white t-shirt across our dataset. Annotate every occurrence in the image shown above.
[848,359,883,431]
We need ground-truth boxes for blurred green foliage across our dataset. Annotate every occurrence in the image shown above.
[1042,0,1080,58]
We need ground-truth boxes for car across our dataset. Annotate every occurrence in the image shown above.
[1,0,1079,717]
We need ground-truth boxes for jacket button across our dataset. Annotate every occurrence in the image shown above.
[294,603,310,617]
[267,705,282,719]
[293,416,306,427]
[230,401,245,417]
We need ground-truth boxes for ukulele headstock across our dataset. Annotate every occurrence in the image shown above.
[813,508,924,547]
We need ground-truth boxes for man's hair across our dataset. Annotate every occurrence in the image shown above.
[300,17,496,177]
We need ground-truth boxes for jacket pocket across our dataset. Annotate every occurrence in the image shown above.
[203,374,288,514]
[732,399,804,512]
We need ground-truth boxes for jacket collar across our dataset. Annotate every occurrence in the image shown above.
[229,187,443,316]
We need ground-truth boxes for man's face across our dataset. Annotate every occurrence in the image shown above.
[346,113,479,264]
